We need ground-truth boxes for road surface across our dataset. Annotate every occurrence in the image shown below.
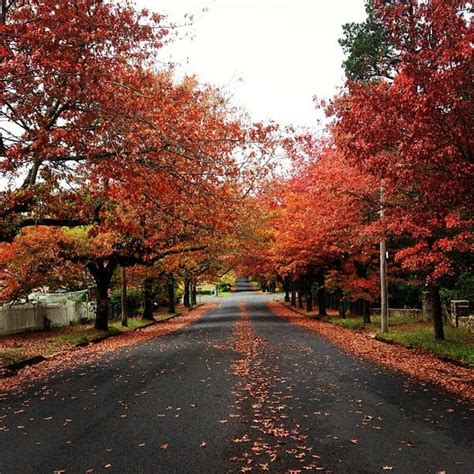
[1,280,472,473]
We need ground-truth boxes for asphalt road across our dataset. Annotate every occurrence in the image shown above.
[1,281,472,473]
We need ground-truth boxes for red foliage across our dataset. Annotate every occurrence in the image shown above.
[330,0,473,284]
[0,226,83,300]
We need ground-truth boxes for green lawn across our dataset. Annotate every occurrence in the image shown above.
[284,302,474,367]
[376,326,474,366]
[328,314,418,331]
[215,291,233,298]
[0,315,166,369]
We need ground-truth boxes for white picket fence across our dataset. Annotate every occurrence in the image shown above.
[0,301,95,336]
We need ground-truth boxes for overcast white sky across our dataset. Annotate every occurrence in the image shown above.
[136,0,366,127]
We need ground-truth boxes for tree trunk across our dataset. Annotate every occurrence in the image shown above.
[339,299,346,318]
[88,261,117,331]
[291,286,296,306]
[95,277,110,330]
[143,278,154,320]
[183,278,191,308]
[297,285,304,309]
[306,285,313,313]
[283,277,290,303]
[121,266,128,327]
[429,284,444,340]
[167,273,176,314]
[191,280,197,306]
[318,288,327,316]
[317,275,327,317]
[338,290,346,318]
[362,299,371,324]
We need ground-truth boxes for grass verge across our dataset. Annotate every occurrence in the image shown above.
[0,310,178,370]
[283,301,474,367]
[376,326,474,367]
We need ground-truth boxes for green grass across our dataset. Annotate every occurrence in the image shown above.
[154,312,177,322]
[376,326,474,366]
[329,318,367,330]
[296,306,474,367]
[109,318,155,330]
[325,314,420,330]
[216,291,233,298]
[0,317,160,368]
[0,350,26,367]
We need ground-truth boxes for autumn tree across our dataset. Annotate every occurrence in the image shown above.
[0,0,169,239]
[0,226,84,301]
[1,0,274,330]
[332,0,473,339]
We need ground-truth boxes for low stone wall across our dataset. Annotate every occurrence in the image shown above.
[370,308,422,319]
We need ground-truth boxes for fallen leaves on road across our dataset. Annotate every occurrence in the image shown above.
[0,304,216,396]
[227,302,325,472]
[268,301,474,401]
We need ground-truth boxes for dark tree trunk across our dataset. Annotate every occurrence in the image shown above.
[362,299,371,324]
[88,261,117,331]
[96,277,110,330]
[429,284,444,340]
[291,286,297,306]
[306,284,313,313]
[318,286,328,316]
[317,274,327,317]
[339,299,346,319]
[337,289,346,318]
[167,273,176,314]
[297,284,304,309]
[143,278,154,320]
[191,281,197,306]
[283,276,290,302]
[183,278,191,308]
[121,266,128,327]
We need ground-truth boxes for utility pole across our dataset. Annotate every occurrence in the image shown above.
[380,183,388,333]
[121,266,128,327]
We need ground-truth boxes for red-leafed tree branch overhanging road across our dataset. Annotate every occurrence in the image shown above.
[1,282,473,473]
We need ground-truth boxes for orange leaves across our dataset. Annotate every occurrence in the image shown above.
[269,300,474,401]
[0,226,83,301]
[0,303,215,393]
